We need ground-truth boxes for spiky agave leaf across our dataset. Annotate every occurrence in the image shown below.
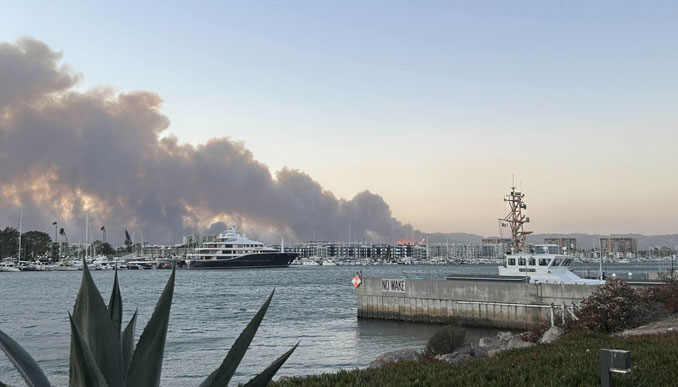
[126,265,175,387]
[243,342,299,387]
[122,308,138,375]
[108,267,123,335]
[0,328,51,387]
[68,313,109,387]
[71,261,125,387]
[199,289,276,387]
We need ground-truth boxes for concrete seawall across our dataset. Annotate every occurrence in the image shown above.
[356,277,596,329]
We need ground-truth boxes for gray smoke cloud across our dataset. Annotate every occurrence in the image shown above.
[0,37,417,244]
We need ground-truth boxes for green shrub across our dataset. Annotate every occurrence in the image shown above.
[424,324,466,358]
[0,262,297,386]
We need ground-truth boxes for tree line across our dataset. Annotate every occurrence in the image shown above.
[0,227,115,260]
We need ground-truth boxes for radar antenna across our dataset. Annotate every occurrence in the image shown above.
[499,185,532,253]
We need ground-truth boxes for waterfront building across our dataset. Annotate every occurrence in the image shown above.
[138,244,189,258]
[544,237,577,253]
[600,237,637,258]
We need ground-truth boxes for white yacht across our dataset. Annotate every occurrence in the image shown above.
[186,224,298,269]
[48,261,78,271]
[0,260,20,272]
[496,186,604,285]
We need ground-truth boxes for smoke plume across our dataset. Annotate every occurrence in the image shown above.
[0,37,417,244]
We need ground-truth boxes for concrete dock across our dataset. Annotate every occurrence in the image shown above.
[356,277,596,329]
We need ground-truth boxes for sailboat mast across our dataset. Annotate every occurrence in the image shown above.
[85,213,89,257]
[597,205,603,280]
[599,237,603,279]
[18,208,22,261]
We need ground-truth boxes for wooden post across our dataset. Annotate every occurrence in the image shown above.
[550,303,555,327]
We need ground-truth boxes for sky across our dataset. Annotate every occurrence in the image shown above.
[1,1,677,242]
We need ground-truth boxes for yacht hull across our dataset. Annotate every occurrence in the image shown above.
[188,252,298,269]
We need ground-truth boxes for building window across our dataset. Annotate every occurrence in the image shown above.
[508,258,516,265]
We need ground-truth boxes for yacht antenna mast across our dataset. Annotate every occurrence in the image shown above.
[499,185,532,253]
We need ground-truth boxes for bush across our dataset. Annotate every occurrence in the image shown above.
[649,271,678,313]
[634,286,671,324]
[424,324,466,358]
[574,278,640,333]
[569,272,678,334]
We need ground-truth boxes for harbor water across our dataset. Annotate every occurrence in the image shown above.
[0,263,668,386]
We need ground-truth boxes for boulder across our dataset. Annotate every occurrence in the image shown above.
[478,336,502,348]
[496,331,514,343]
[506,336,536,350]
[471,345,493,358]
[435,353,472,363]
[369,348,423,368]
[487,337,535,358]
[487,346,509,358]
[449,344,473,357]
[432,345,472,363]
[539,326,565,344]
[616,316,678,337]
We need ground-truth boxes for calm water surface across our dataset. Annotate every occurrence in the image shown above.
[0,263,667,386]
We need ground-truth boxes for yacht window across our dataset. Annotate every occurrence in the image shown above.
[508,258,516,265]
[539,258,549,266]
[518,258,526,265]
[553,259,562,266]
[528,257,536,266]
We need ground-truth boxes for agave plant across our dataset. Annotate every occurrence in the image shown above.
[0,262,297,386]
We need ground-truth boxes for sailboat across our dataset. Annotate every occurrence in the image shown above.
[16,208,40,271]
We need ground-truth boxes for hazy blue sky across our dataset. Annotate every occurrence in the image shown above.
[2,1,677,236]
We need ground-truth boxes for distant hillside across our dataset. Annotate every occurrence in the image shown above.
[418,232,484,244]
[420,232,678,250]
